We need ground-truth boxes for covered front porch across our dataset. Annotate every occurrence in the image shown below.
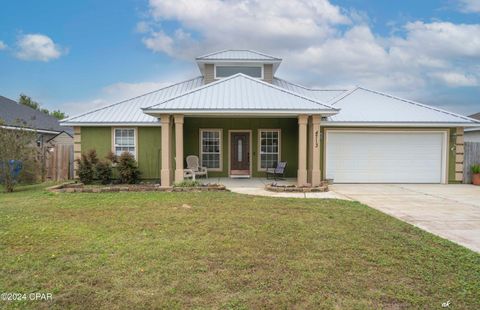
[157,114,325,187]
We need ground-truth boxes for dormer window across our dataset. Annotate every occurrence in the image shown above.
[214,64,263,79]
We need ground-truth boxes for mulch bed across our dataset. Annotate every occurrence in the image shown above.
[265,182,329,193]
[47,182,227,193]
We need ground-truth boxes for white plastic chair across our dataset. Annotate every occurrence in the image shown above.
[186,155,208,179]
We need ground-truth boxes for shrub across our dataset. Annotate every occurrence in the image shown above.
[75,150,99,184]
[174,180,201,187]
[117,152,141,184]
[472,164,480,174]
[106,151,118,164]
[96,160,113,185]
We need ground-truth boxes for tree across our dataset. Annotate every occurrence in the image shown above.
[18,94,68,120]
[0,120,40,192]
[50,110,67,120]
[19,94,40,110]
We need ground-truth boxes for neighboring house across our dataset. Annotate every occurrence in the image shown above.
[0,95,73,147]
[61,50,480,186]
[0,95,74,180]
[465,113,480,142]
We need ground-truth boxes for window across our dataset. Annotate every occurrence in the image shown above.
[259,130,280,170]
[200,129,222,170]
[215,65,263,78]
[114,128,136,158]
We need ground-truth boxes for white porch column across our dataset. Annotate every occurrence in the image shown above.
[311,115,321,186]
[297,115,308,186]
[174,114,184,183]
[160,115,172,187]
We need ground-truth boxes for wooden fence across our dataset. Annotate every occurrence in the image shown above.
[463,142,480,184]
[45,144,74,181]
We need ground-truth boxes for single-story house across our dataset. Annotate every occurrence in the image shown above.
[61,50,480,186]
[0,95,74,180]
[0,95,73,147]
[465,113,480,142]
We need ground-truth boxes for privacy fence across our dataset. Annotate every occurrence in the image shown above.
[463,142,480,184]
[45,144,74,181]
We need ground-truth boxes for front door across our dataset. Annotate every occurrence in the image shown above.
[231,132,250,175]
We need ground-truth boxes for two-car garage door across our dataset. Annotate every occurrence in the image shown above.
[325,131,447,183]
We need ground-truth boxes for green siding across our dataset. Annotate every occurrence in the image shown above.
[184,118,298,177]
[138,127,162,179]
[80,127,112,158]
[320,127,457,183]
[80,126,161,180]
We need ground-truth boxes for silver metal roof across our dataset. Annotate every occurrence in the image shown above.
[272,78,347,103]
[143,73,337,115]
[196,49,281,61]
[327,87,479,124]
[62,77,204,125]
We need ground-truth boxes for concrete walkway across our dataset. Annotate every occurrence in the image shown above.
[205,177,348,199]
[330,184,480,253]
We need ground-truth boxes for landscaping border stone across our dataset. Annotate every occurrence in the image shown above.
[265,182,329,193]
[47,182,227,193]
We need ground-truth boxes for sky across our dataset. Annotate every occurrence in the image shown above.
[0,0,479,117]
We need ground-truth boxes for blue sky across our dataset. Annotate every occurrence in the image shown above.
[0,0,479,116]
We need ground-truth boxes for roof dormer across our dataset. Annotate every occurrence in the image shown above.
[195,49,282,84]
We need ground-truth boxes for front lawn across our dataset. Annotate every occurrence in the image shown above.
[0,184,479,309]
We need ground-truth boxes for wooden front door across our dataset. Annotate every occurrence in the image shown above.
[231,132,250,175]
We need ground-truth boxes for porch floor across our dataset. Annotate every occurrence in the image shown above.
[202,177,347,199]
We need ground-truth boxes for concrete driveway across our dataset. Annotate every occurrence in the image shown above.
[330,184,480,253]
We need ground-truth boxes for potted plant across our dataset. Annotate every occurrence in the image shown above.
[472,164,480,186]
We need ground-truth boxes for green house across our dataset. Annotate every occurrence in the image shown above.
[61,50,479,186]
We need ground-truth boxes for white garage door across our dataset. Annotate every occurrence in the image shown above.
[325,131,446,183]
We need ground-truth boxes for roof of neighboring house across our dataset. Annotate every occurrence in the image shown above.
[465,112,480,132]
[326,87,479,125]
[469,112,480,120]
[62,77,205,125]
[196,49,281,61]
[272,78,347,103]
[142,73,338,115]
[0,95,70,133]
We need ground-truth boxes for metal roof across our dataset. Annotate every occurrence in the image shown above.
[196,49,281,61]
[272,78,347,103]
[0,95,69,133]
[62,77,204,125]
[142,73,337,115]
[327,87,479,125]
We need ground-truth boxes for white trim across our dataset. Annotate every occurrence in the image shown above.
[112,127,138,160]
[62,122,161,127]
[323,122,479,127]
[257,129,281,172]
[228,130,252,177]
[324,129,449,184]
[199,128,223,172]
[214,63,264,80]
[146,110,337,116]
[0,125,61,134]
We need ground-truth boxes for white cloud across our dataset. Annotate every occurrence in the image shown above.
[0,40,6,50]
[430,71,478,87]
[136,0,480,98]
[15,34,65,61]
[458,0,480,13]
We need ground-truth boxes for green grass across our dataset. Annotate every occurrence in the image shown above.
[0,184,479,309]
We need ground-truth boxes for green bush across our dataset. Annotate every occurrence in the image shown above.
[96,160,113,185]
[472,164,480,174]
[75,150,98,184]
[117,152,141,184]
[174,180,201,187]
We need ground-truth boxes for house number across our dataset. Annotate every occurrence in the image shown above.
[315,130,319,148]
